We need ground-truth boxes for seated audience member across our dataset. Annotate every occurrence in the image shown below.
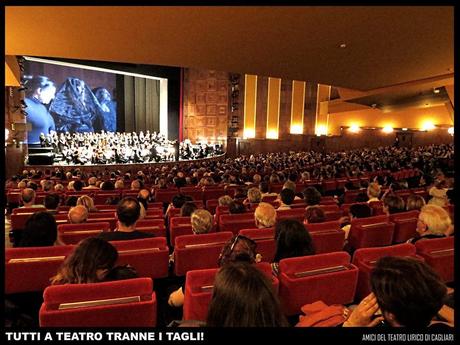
[130,179,142,191]
[68,205,89,224]
[77,195,98,212]
[17,211,57,247]
[99,197,154,241]
[233,188,247,200]
[65,195,78,207]
[137,189,150,210]
[51,237,137,284]
[173,172,187,188]
[304,206,326,224]
[166,194,188,217]
[259,181,277,198]
[382,194,405,214]
[272,219,315,275]
[191,209,214,234]
[303,187,321,207]
[44,193,61,214]
[355,192,369,203]
[245,187,262,205]
[340,203,372,239]
[42,180,54,192]
[73,180,84,192]
[100,180,115,190]
[20,188,45,208]
[17,180,27,189]
[254,202,277,229]
[229,200,246,214]
[180,201,197,217]
[343,257,450,327]
[66,181,75,191]
[206,262,288,327]
[277,188,295,210]
[407,205,452,243]
[27,181,38,191]
[54,183,65,193]
[218,195,233,207]
[406,194,426,211]
[252,173,262,185]
[114,179,124,190]
[83,177,99,190]
[428,182,449,207]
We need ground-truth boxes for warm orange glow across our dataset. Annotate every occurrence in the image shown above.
[243,74,257,139]
[243,128,255,139]
[421,121,435,131]
[348,124,361,133]
[290,124,303,134]
[266,129,279,139]
[316,124,328,136]
[448,127,454,135]
[382,126,393,133]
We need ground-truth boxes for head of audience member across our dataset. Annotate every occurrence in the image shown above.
[370,256,447,327]
[54,183,64,193]
[116,197,141,230]
[254,202,277,229]
[191,209,213,234]
[302,187,321,206]
[180,201,197,217]
[130,179,142,191]
[218,195,233,207]
[247,187,262,204]
[67,181,75,191]
[282,180,296,193]
[206,262,288,327]
[229,200,246,214]
[218,235,258,267]
[87,176,98,187]
[428,184,448,207]
[383,194,405,214]
[27,181,38,191]
[137,189,150,208]
[252,174,262,185]
[355,192,369,203]
[51,237,118,285]
[66,196,78,207]
[77,195,96,212]
[349,203,372,220]
[44,193,60,211]
[42,180,54,192]
[68,205,89,224]
[259,181,270,194]
[21,188,36,207]
[73,180,84,191]
[274,219,315,262]
[17,180,27,189]
[279,188,295,206]
[114,179,124,189]
[417,204,452,237]
[304,206,326,224]
[18,211,57,247]
[100,180,115,190]
[406,194,426,211]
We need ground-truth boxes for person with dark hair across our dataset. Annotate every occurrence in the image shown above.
[206,262,288,327]
[51,238,137,284]
[382,194,405,214]
[98,197,154,241]
[93,87,116,132]
[304,206,326,224]
[166,193,188,217]
[44,193,60,214]
[273,219,315,275]
[65,195,78,207]
[343,257,450,327]
[406,194,426,211]
[23,75,56,144]
[277,188,295,210]
[259,181,277,198]
[340,203,372,239]
[100,180,115,190]
[18,211,57,247]
[229,200,246,214]
[303,187,321,207]
[73,180,84,192]
[180,201,197,217]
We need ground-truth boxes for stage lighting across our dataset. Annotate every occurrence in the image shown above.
[421,121,435,131]
[290,124,303,134]
[315,125,328,136]
[382,126,393,134]
[348,124,360,133]
[448,127,454,135]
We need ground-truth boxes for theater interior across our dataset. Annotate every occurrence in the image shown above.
[4,6,455,333]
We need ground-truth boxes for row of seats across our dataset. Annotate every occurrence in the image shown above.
[35,237,452,326]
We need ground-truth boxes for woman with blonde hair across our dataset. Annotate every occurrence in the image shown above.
[406,194,426,211]
[407,204,452,243]
[191,209,213,234]
[77,195,98,212]
[254,202,277,229]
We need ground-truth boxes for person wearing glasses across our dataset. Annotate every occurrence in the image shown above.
[407,204,452,244]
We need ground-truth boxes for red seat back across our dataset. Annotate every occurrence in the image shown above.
[390,212,419,243]
[135,219,166,237]
[218,213,256,235]
[155,189,179,204]
[278,252,358,316]
[86,213,117,230]
[352,243,418,300]
[322,180,337,192]
[202,188,227,202]
[94,205,117,212]
[348,222,395,250]
[39,278,157,327]
[174,232,233,276]
[415,237,454,283]
[276,208,305,223]
[12,207,46,215]
[111,238,169,279]
[238,228,276,262]
[368,201,385,216]
[93,193,120,205]
[310,230,345,254]
[179,187,203,201]
[5,245,73,294]
[206,199,219,214]
[58,222,110,245]
[144,208,164,219]
[11,213,33,231]
[305,220,341,233]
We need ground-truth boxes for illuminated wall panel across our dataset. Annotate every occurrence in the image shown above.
[315,84,331,135]
[243,74,257,138]
[266,77,281,139]
[290,80,305,134]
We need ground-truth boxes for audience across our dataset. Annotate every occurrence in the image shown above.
[17,211,57,247]
[407,204,452,243]
[228,200,246,214]
[43,193,61,214]
[76,195,98,212]
[67,205,89,224]
[382,194,405,214]
[254,202,277,229]
[303,187,321,207]
[406,194,426,211]
[180,201,197,217]
[191,209,213,234]
[304,206,326,224]
[277,188,295,210]
[20,188,44,208]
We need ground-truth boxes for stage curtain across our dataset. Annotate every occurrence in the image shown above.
[124,76,160,133]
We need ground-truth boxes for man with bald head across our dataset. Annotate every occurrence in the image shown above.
[68,205,89,224]
[83,176,99,189]
[20,188,45,208]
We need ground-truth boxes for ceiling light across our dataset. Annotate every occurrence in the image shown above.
[339,43,347,48]
[402,128,408,131]
[433,89,440,94]
[382,126,393,134]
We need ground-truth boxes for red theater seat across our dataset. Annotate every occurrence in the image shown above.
[415,237,454,283]
[39,278,157,327]
[278,252,358,316]
[368,201,385,216]
[305,220,341,233]
[94,204,117,212]
[174,232,233,276]
[310,230,345,254]
[344,190,363,204]
[320,196,337,205]
[348,221,395,251]
[87,213,117,230]
[270,183,284,194]
[206,199,219,214]
[93,193,120,205]
[202,188,227,202]
[318,204,342,221]
[218,213,255,234]
[5,245,73,294]
[276,208,305,223]
[58,222,110,245]
[352,243,419,300]
[322,179,337,192]
[170,217,193,246]
[135,219,166,237]
[54,213,69,225]
[183,262,279,321]
[180,187,203,201]
[390,210,419,243]
[111,238,169,279]
[144,208,164,219]
[238,228,276,262]
[262,195,278,203]
[155,189,179,204]
[12,207,46,215]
